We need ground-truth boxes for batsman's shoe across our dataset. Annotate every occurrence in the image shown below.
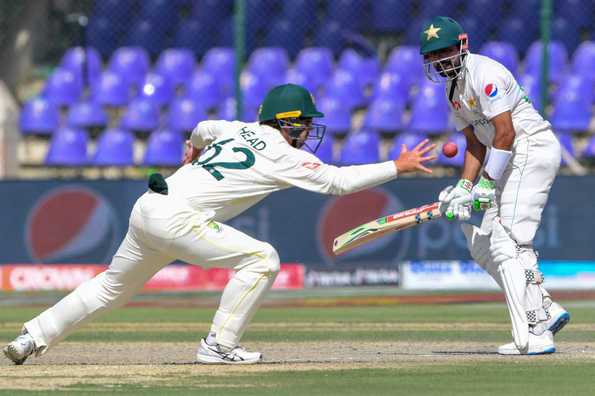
[498,330,555,355]
[547,302,570,335]
[3,333,36,365]
[196,339,262,364]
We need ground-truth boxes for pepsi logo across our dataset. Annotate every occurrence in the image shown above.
[25,187,119,263]
[484,83,498,98]
[317,188,411,263]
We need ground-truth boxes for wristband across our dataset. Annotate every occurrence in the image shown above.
[484,148,512,180]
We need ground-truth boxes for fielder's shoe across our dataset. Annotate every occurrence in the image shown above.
[498,330,555,355]
[3,333,36,365]
[196,338,262,364]
[547,302,570,334]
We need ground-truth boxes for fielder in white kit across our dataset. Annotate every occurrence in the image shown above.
[420,16,570,355]
[4,83,436,365]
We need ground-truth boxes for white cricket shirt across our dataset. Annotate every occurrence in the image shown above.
[166,121,398,221]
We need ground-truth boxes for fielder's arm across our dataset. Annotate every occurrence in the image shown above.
[461,125,486,182]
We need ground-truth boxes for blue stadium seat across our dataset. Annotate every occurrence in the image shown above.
[120,97,161,132]
[140,0,179,33]
[315,133,334,164]
[557,134,576,165]
[247,47,289,87]
[86,16,120,57]
[20,97,60,136]
[457,16,487,52]
[555,0,592,29]
[108,47,151,91]
[45,127,89,166]
[43,68,82,106]
[281,0,317,21]
[67,100,108,129]
[384,46,424,88]
[191,0,232,29]
[323,69,366,109]
[216,97,259,122]
[155,48,196,87]
[552,76,593,105]
[582,136,595,160]
[339,130,381,165]
[525,41,569,83]
[464,0,504,30]
[408,80,450,134]
[338,49,380,88]
[417,0,455,21]
[509,0,541,17]
[167,96,209,132]
[387,132,430,160]
[185,70,225,110]
[364,96,406,133]
[371,0,411,32]
[91,70,131,107]
[404,17,426,46]
[572,41,595,83]
[138,72,176,107]
[125,20,167,57]
[295,47,335,91]
[93,128,134,166]
[328,0,368,32]
[241,71,271,110]
[317,96,351,136]
[92,0,133,20]
[202,47,235,96]
[497,17,538,55]
[265,19,306,58]
[551,84,592,133]
[143,129,183,166]
[59,47,102,87]
[172,20,214,58]
[313,21,344,56]
[436,133,466,167]
[284,68,319,96]
[479,41,519,76]
[518,74,542,111]
[372,72,412,102]
[552,17,581,53]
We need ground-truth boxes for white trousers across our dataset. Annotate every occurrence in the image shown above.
[24,191,280,353]
[481,130,561,245]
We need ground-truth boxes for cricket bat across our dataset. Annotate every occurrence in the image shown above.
[332,202,442,256]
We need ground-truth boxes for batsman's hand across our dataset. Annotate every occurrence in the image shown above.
[394,139,437,175]
[471,176,496,211]
[182,140,200,165]
[439,179,473,221]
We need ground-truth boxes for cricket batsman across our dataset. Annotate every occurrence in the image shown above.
[420,16,570,354]
[4,83,436,365]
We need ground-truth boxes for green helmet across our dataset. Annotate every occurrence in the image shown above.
[258,83,324,122]
[419,16,467,55]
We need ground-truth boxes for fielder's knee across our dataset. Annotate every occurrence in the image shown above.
[262,243,280,274]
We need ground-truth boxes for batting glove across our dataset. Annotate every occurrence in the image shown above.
[471,176,496,211]
[439,179,473,221]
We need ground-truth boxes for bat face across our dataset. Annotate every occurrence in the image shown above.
[332,202,441,256]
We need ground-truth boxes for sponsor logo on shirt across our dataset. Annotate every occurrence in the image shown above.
[484,83,498,98]
[451,100,461,110]
[472,118,490,127]
[302,162,321,170]
[466,97,476,108]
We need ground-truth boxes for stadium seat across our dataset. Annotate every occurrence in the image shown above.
[525,41,569,83]
[479,42,519,76]
[338,49,380,88]
[140,0,178,32]
[317,96,351,136]
[216,97,259,122]
[384,46,423,88]
[364,96,406,133]
[92,0,133,20]
[371,0,411,32]
[185,70,225,110]
[86,16,119,57]
[571,41,595,82]
[120,97,161,132]
[155,49,196,87]
[457,16,487,51]
[42,68,82,107]
[265,19,306,58]
[465,0,503,30]
[59,47,102,87]
[191,0,232,29]
[552,76,593,105]
[497,17,538,55]
[45,127,89,166]
[172,20,214,58]
[91,70,131,107]
[323,69,366,109]
[436,133,467,167]
[550,88,592,133]
[408,81,450,134]
[339,130,380,165]
[387,132,430,159]
[315,133,334,164]
[417,0,454,22]
[143,129,183,166]
[557,133,576,165]
[372,72,412,102]
[241,71,270,110]
[295,47,334,91]
[518,74,542,111]
[281,0,317,22]
[555,0,591,29]
[582,136,595,160]
[246,47,289,87]
[284,68,318,95]
[202,47,235,96]
[125,19,167,57]
[66,100,108,129]
[20,97,60,136]
[327,0,367,31]
[509,0,541,17]
[552,17,581,53]
[167,96,208,132]
[138,72,176,107]
[92,128,134,166]
[108,47,151,91]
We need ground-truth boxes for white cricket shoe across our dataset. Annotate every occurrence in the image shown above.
[3,333,36,365]
[547,302,570,334]
[498,330,555,355]
[196,338,262,364]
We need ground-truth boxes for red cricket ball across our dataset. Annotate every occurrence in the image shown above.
[442,141,458,158]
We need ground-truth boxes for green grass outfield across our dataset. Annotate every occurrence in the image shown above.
[1,293,594,395]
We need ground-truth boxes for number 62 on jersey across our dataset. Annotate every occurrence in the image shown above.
[332,202,442,256]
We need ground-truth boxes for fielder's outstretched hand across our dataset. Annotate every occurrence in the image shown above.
[393,139,437,174]
[182,140,200,165]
